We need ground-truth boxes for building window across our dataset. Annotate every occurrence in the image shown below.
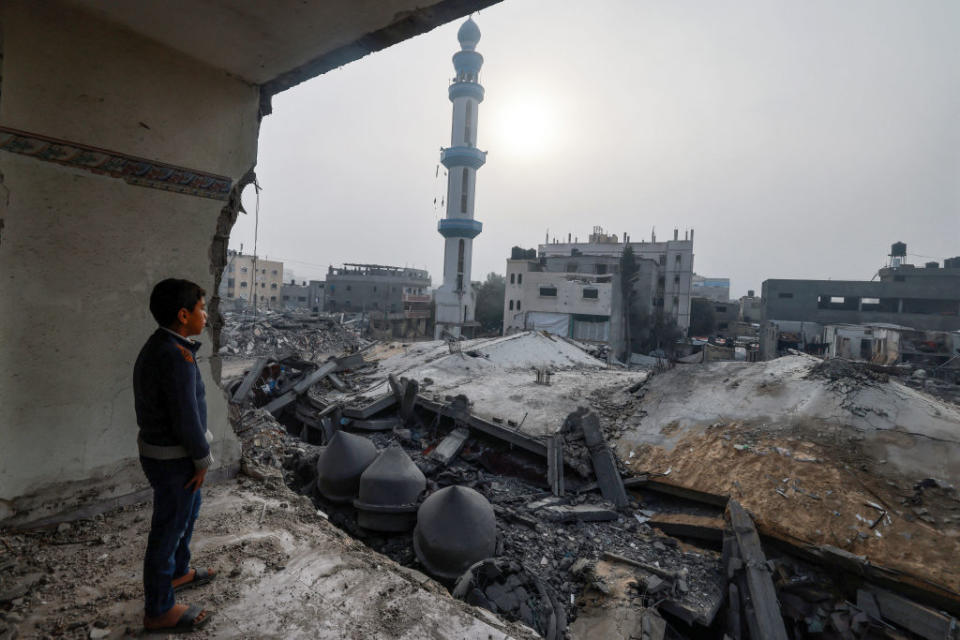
[261,283,265,288]
[893,275,905,282]
[283,295,290,300]
[510,273,515,284]
[583,288,599,299]
[778,292,794,299]
[346,285,351,291]
[241,267,248,273]
[262,269,266,274]
[509,300,514,310]
[228,265,234,272]
[659,255,666,266]
[270,283,277,289]
[227,278,235,288]
[517,274,523,285]
[464,100,474,144]
[517,300,521,310]
[373,286,377,292]
[457,239,465,275]
[460,170,469,213]
[674,276,680,285]
[595,264,607,275]
[540,286,558,297]
[715,305,727,313]
[272,270,278,275]
[240,282,248,288]
[674,255,681,265]
[719,322,729,330]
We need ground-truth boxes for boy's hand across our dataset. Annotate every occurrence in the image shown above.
[185,468,207,493]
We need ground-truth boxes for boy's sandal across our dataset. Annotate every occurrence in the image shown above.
[174,567,216,592]
[144,605,212,634]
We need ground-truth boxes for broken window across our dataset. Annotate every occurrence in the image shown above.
[817,295,858,310]
[460,170,469,213]
[583,288,599,299]
[902,297,960,315]
[539,286,558,297]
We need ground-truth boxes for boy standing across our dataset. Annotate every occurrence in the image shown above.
[133,279,217,632]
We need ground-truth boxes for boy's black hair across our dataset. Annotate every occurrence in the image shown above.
[149,279,206,327]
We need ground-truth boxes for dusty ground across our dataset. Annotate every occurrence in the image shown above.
[627,423,960,592]
[0,476,539,639]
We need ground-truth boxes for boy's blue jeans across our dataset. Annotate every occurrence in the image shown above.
[140,456,202,618]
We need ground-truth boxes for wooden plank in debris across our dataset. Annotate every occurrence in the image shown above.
[647,513,725,542]
[231,356,270,404]
[579,411,628,508]
[870,587,959,640]
[541,504,618,523]
[626,478,729,507]
[547,434,565,497]
[727,499,789,640]
[326,372,348,392]
[415,395,547,457]
[428,427,470,466]
[342,393,397,419]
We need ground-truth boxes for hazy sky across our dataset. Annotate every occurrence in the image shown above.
[231,0,960,298]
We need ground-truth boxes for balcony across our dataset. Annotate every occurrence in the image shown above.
[403,294,432,303]
[440,146,486,170]
[405,310,431,319]
[438,218,483,239]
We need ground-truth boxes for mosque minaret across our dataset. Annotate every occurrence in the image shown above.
[434,16,486,339]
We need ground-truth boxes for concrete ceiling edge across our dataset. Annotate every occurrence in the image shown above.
[259,0,502,112]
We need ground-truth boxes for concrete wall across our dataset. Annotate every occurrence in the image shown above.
[0,2,258,523]
[762,279,960,332]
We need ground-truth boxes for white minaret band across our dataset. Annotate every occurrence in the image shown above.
[434,17,486,340]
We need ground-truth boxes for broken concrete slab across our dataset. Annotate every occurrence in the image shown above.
[428,427,470,466]
[231,356,269,404]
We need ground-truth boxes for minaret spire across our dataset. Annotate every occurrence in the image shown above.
[434,17,486,339]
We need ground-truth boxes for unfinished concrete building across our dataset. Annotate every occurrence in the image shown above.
[0,0,497,528]
[760,244,960,358]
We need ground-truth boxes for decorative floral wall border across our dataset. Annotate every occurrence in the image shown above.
[0,125,232,201]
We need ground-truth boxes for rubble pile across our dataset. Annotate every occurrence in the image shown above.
[221,332,960,639]
[219,310,364,359]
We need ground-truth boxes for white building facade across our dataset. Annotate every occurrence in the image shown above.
[534,227,695,332]
[434,17,486,339]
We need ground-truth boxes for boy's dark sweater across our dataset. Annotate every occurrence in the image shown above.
[133,328,213,469]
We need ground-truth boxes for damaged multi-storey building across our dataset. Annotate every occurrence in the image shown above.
[324,263,432,338]
[503,226,694,353]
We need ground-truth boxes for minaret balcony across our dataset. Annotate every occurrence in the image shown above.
[440,146,486,169]
[438,218,483,239]
[449,82,485,102]
[452,50,483,74]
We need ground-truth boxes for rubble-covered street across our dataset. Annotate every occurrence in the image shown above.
[3,314,959,640]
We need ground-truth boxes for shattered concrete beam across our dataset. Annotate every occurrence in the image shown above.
[547,434,564,497]
[326,372,348,392]
[415,395,547,457]
[231,356,269,404]
[264,360,338,415]
[727,500,789,640]
[579,411,628,508]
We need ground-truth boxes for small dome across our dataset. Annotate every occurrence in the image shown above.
[457,17,481,50]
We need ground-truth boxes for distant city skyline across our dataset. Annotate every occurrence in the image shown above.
[230,0,960,298]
